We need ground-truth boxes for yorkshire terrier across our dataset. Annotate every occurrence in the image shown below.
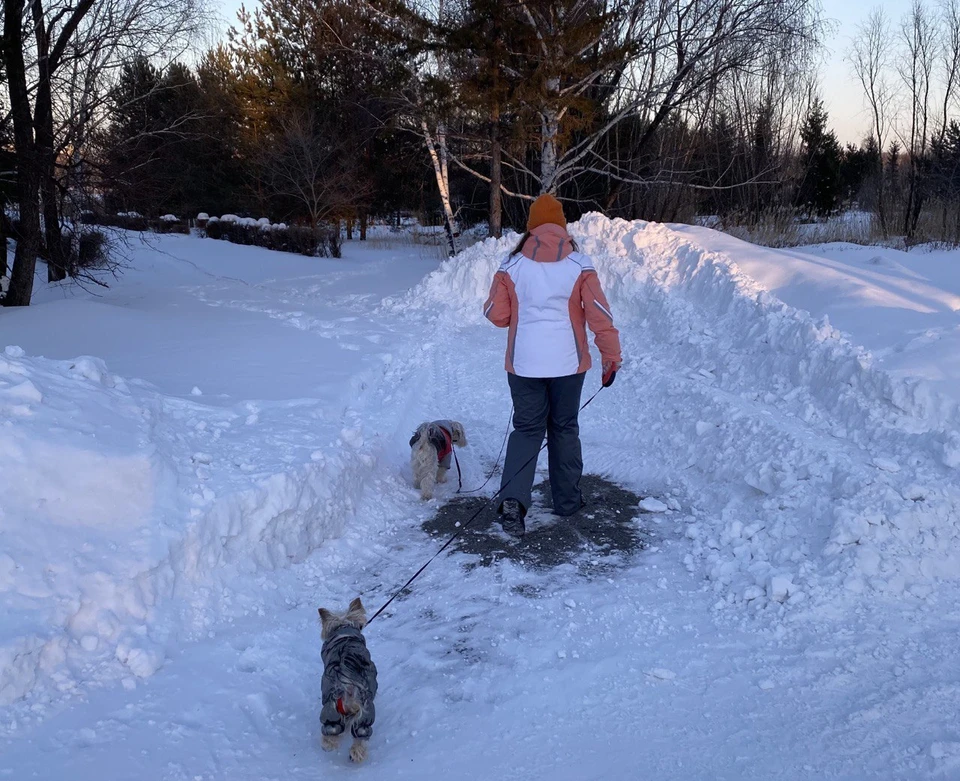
[409,419,468,500]
[318,598,378,763]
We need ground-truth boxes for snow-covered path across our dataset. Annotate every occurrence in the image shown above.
[3,221,960,779]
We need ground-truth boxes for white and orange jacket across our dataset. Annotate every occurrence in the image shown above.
[483,224,622,378]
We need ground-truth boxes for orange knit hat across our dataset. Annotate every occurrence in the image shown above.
[526,194,566,231]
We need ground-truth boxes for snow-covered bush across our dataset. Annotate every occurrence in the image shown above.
[204,219,225,240]
[90,213,149,232]
[155,218,189,235]
[201,219,341,258]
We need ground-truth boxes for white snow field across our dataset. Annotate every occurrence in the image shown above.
[2,218,960,780]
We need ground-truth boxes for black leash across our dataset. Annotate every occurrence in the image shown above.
[366,384,606,627]
[453,405,513,494]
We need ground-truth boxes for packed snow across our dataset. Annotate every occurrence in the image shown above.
[2,217,960,779]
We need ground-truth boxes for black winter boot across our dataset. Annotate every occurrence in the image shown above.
[499,499,525,537]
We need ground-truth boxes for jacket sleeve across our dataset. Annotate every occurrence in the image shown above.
[581,271,622,365]
[483,271,512,328]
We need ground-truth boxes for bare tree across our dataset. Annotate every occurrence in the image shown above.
[937,0,960,144]
[850,8,895,236]
[897,0,937,237]
[422,0,823,209]
[1,0,210,305]
[261,110,370,238]
[407,0,462,255]
[30,0,96,283]
[2,0,44,306]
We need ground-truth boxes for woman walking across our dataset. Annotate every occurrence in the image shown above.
[483,195,622,536]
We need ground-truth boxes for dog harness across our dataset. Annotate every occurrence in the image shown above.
[409,425,453,464]
[434,427,453,463]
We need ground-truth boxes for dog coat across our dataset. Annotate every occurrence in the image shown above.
[320,625,378,739]
[409,420,455,468]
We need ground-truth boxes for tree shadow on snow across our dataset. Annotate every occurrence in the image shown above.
[422,474,652,578]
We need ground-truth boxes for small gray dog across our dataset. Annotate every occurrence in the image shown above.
[318,598,378,763]
[409,420,468,500]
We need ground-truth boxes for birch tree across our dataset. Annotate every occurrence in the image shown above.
[406,0,461,255]
[433,0,822,207]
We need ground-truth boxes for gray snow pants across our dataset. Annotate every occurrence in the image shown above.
[500,372,585,516]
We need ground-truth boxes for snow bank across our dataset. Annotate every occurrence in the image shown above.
[397,214,960,613]
[402,216,960,442]
[678,231,960,424]
[0,347,381,709]
[386,232,518,323]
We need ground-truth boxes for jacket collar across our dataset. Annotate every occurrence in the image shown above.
[521,223,574,262]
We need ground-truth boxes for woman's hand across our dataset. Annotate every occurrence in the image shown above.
[602,360,620,387]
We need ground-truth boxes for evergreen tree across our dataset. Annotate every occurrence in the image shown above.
[749,103,777,215]
[191,48,247,216]
[838,143,869,206]
[101,55,246,218]
[931,120,960,200]
[856,135,883,213]
[702,112,741,216]
[796,99,842,216]
[229,0,409,230]
[887,141,901,188]
[102,57,195,216]
[446,0,528,235]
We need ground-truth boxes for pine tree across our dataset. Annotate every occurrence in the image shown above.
[191,48,247,216]
[447,0,526,236]
[102,57,196,216]
[931,120,960,200]
[749,103,776,215]
[228,0,409,230]
[887,141,901,187]
[796,99,842,216]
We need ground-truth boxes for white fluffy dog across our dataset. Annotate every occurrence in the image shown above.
[409,420,467,500]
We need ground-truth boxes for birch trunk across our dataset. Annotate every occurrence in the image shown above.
[422,119,458,256]
[540,78,561,194]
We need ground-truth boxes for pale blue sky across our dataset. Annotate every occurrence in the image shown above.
[821,0,914,145]
[216,0,912,146]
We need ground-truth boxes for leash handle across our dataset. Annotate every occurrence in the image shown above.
[366,383,605,627]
